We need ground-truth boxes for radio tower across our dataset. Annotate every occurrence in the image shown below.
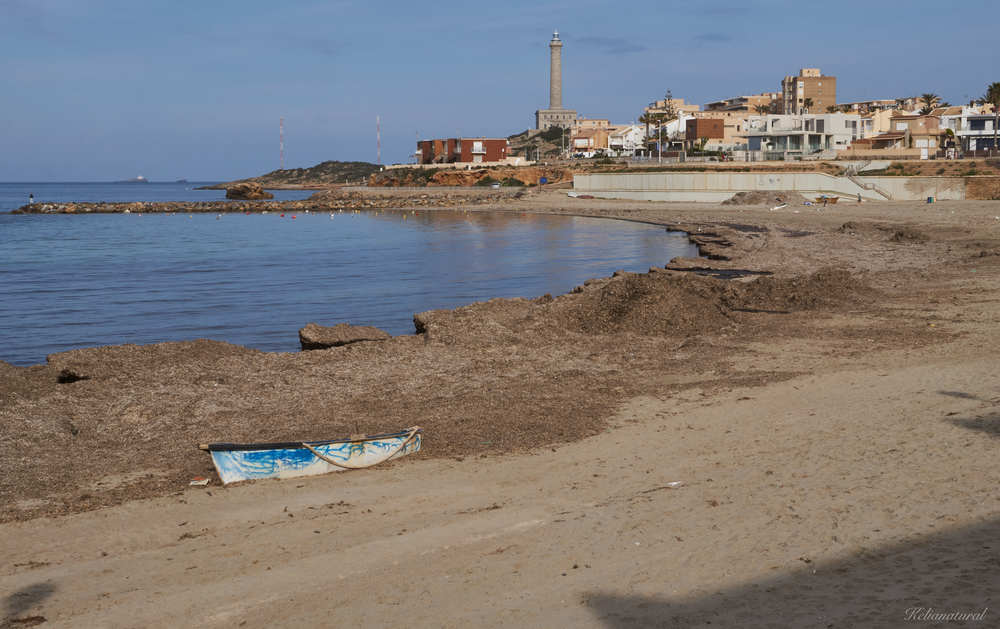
[279,117,285,170]
[376,115,381,164]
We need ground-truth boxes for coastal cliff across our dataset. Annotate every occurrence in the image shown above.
[200,160,382,190]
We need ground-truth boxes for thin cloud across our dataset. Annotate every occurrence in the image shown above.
[693,32,734,45]
[696,6,752,17]
[576,36,646,55]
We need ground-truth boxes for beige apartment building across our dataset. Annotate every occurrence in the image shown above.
[781,68,836,114]
[644,97,700,117]
[704,93,780,114]
[689,110,747,150]
[572,118,611,131]
[844,113,944,159]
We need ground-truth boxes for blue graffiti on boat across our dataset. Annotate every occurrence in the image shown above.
[206,428,422,484]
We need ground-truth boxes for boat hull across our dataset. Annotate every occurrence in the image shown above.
[205,427,421,484]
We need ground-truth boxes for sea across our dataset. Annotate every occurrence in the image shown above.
[0,182,698,366]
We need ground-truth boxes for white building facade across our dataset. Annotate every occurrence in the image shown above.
[743,113,861,159]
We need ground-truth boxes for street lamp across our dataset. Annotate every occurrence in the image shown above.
[658,123,662,164]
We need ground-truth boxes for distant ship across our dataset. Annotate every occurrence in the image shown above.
[116,175,150,183]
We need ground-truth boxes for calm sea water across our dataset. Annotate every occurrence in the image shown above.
[0,185,698,366]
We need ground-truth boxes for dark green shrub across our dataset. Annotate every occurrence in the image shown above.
[540,126,566,142]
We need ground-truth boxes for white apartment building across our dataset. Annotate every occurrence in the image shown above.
[743,113,861,159]
[608,125,646,156]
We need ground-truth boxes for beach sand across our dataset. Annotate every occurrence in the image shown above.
[2,193,998,627]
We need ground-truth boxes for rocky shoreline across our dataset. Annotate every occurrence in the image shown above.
[10,186,532,214]
[4,193,999,522]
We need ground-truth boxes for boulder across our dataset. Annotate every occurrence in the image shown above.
[225,182,274,200]
[298,323,391,350]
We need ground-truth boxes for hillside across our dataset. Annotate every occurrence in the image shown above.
[205,160,381,189]
[508,126,567,159]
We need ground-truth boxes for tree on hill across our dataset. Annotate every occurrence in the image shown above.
[977,82,1000,154]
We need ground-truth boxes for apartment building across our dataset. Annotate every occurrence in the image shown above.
[743,113,860,158]
[844,114,943,159]
[572,118,611,131]
[839,99,900,114]
[685,118,725,149]
[571,128,610,153]
[936,107,999,154]
[780,68,837,114]
[704,93,780,114]
[689,110,750,150]
[416,138,509,164]
[644,97,700,117]
[608,125,646,155]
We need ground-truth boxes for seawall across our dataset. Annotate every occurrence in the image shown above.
[573,172,977,202]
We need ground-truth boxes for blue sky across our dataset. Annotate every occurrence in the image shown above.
[1,0,995,181]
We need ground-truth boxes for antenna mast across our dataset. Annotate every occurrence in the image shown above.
[376,115,382,164]
[279,117,285,170]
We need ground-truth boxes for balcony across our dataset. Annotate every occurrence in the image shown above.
[958,128,997,136]
[470,145,487,154]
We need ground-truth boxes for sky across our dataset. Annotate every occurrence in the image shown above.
[1,0,996,181]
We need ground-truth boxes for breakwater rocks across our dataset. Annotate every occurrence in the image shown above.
[11,187,530,214]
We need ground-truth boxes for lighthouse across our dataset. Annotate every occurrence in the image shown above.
[535,30,577,131]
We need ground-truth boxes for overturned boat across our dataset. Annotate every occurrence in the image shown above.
[200,426,422,484]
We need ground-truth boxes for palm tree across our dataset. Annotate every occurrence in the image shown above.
[826,105,839,113]
[977,82,1000,155]
[638,112,654,153]
[919,93,940,115]
[754,104,770,116]
[802,97,814,113]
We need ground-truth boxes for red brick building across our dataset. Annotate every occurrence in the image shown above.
[685,118,725,144]
[417,138,508,164]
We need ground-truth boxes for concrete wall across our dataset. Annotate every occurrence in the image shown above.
[858,176,966,200]
[573,172,967,201]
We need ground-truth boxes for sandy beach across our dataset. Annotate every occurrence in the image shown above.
[2,191,998,627]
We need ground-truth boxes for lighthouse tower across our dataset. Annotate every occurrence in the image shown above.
[535,30,577,131]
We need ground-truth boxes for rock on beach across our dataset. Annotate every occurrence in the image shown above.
[298,322,391,350]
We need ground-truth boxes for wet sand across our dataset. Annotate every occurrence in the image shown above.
[2,192,999,627]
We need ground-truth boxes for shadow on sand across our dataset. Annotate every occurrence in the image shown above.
[586,517,997,628]
[948,412,1000,439]
[3,581,54,627]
